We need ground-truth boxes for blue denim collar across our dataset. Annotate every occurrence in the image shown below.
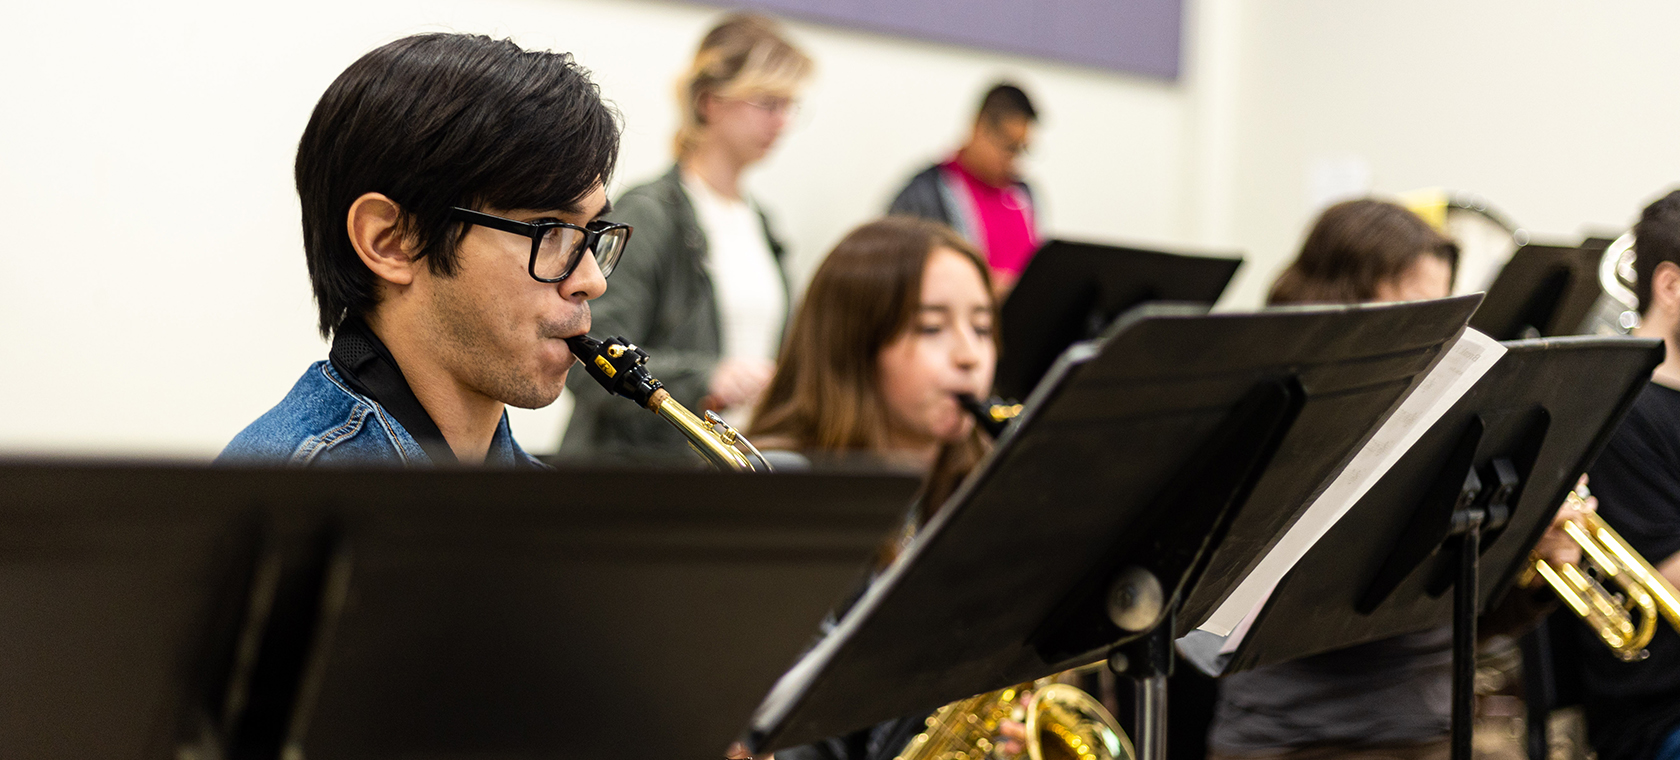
[329,317,458,464]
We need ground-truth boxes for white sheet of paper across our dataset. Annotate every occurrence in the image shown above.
[1217,578,1276,655]
[1198,328,1507,638]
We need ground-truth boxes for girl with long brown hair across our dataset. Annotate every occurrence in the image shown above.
[753,217,1016,760]
[750,215,998,517]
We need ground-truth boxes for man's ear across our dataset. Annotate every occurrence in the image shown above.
[347,192,421,286]
[1654,261,1680,314]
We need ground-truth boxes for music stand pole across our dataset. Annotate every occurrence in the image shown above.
[1452,510,1481,760]
[1109,612,1175,760]
[1450,498,1489,760]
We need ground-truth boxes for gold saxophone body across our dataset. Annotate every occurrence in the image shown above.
[896,676,1133,760]
[567,334,772,472]
[1529,487,1680,661]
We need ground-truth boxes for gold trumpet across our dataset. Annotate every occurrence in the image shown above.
[567,334,771,472]
[1530,489,1680,661]
[895,675,1133,760]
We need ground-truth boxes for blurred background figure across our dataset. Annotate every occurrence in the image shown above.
[560,13,812,463]
[889,82,1042,296]
[1208,199,1581,760]
[1570,188,1680,760]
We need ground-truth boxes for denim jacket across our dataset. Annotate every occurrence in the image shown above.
[218,360,542,468]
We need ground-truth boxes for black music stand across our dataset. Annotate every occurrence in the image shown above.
[0,464,261,760]
[994,239,1242,400]
[1179,336,1663,760]
[1469,242,1608,340]
[0,463,919,760]
[748,296,1482,760]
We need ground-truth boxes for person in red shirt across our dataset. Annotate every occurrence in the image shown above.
[889,83,1041,295]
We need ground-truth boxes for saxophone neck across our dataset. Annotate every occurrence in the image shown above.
[567,334,772,472]
[647,390,768,472]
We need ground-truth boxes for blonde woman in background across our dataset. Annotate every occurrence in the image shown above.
[561,14,812,463]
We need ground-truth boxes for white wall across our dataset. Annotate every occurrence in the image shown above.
[0,0,1198,458]
[1218,0,1680,308]
[24,0,1672,460]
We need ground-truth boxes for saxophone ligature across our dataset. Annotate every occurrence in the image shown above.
[567,334,772,472]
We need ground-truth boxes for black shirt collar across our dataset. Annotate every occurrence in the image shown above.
[328,317,459,465]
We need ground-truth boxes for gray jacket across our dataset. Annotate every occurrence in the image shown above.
[886,162,1036,245]
[559,165,789,462]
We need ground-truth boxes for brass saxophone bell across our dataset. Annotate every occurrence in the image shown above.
[1026,684,1134,760]
[895,677,1132,760]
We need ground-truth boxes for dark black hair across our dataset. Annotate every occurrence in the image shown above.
[1269,199,1459,305]
[296,33,620,337]
[1634,188,1680,316]
[976,82,1038,126]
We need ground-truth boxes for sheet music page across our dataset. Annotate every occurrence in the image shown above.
[1199,328,1506,638]
[1216,579,1275,655]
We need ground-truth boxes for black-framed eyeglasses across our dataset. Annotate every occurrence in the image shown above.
[448,207,632,283]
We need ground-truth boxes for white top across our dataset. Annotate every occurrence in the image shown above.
[681,171,788,416]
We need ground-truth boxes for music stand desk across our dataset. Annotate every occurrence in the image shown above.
[995,239,1242,400]
[1180,336,1662,760]
[0,462,261,760]
[1469,243,1607,340]
[750,297,1481,755]
[0,463,920,760]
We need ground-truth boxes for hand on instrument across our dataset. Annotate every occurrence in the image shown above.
[724,741,771,760]
[1530,475,1596,573]
[703,358,775,412]
[995,718,1028,758]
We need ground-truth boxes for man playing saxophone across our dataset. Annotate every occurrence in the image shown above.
[219,33,625,466]
[1573,188,1680,760]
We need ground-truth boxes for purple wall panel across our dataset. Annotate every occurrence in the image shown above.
[687,0,1183,80]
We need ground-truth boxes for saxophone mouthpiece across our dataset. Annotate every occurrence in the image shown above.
[957,393,1023,439]
[565,333,661,409]
[564,333,603,361]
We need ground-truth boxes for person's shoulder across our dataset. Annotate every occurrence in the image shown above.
[613,166,693,247]
[1621,381,1680,441]
[903,162,944,187]
[1638,379,1680,409]
[217,361,411,467]
[616,165,684,207]
[888,163,948,213]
